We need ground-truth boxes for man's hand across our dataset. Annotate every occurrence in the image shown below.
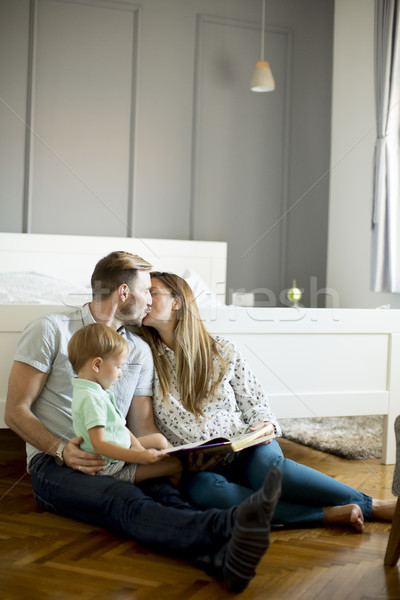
[63,436,107,475]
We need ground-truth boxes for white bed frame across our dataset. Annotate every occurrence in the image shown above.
[1,232,399,464]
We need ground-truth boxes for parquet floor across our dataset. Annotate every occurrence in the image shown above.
[1,429,399,600]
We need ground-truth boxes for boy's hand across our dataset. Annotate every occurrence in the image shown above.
[137,448,165,464]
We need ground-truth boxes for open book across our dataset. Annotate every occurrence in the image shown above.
[162,424,276,458]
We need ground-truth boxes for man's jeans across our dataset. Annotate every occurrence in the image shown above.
[30,454,233,577]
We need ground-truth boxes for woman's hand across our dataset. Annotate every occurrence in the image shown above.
[187,451,224,472]
[249,421,275,444]
[63,436,107,475]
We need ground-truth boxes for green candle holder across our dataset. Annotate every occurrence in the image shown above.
[287,279,302,307]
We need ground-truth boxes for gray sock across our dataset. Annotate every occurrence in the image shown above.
[241,464,282,519]
[222,466,282,593]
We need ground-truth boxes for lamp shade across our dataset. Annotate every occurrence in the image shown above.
[250,61,275,92]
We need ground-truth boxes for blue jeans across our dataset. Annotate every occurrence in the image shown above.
[183,440,373,525]
[30,454,234,577]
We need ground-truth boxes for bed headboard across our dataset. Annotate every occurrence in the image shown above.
[0,232,227,302]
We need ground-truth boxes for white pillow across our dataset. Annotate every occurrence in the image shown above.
[182,269,222,308]
[0,272,91,305]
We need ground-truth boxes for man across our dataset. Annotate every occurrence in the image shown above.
[5,250,281,593]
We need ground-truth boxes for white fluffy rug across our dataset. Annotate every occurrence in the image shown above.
[280,416,383,460]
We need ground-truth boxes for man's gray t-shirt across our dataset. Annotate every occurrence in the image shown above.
[14,304,153,468]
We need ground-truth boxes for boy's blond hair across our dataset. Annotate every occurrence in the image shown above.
[68,323,129,374]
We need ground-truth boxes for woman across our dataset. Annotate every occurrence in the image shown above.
[140,272,395,531]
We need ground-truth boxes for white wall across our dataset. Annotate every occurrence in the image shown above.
[327,0,400,308]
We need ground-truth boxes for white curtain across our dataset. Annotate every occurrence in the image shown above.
[371,0,400,292]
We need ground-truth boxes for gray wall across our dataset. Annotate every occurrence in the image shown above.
[0,0,333,306]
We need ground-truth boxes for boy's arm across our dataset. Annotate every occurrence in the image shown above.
[88,426,165,464]
[6,361,105,474]
[122,429,169,454]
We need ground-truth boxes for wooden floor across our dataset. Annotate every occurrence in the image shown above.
[1,429,399,600]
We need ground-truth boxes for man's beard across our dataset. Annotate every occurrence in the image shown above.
[116,296,144,326]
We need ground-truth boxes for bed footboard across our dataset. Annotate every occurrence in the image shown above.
[202,306,400,464]
[2,304,400,464]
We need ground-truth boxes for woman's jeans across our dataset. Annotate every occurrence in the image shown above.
[30,454,234,577]
[183,440,373,525]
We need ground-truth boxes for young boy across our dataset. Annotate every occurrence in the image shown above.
[68,323,182,483]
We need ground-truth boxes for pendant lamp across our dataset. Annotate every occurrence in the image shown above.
[251,0,275,92]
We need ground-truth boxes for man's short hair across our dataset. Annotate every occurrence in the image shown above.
[91,251,152,301]
[68,323,129,373]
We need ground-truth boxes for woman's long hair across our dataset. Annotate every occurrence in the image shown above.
[139,272,227,417]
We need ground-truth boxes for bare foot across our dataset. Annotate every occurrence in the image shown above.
[323,504,365,533]
[371,498,396,521]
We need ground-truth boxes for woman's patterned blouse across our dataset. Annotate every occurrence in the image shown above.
[151,336,281,446]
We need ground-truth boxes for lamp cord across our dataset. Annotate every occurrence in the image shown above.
[260,0,266,61]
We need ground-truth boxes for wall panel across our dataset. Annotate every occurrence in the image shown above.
[191,15,291,301]
[0,0,334,305]
[0,0,30,231]
[27,0,138,236]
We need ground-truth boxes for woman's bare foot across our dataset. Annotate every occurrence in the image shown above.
[323,504,365,533]
[371,498,396,521]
